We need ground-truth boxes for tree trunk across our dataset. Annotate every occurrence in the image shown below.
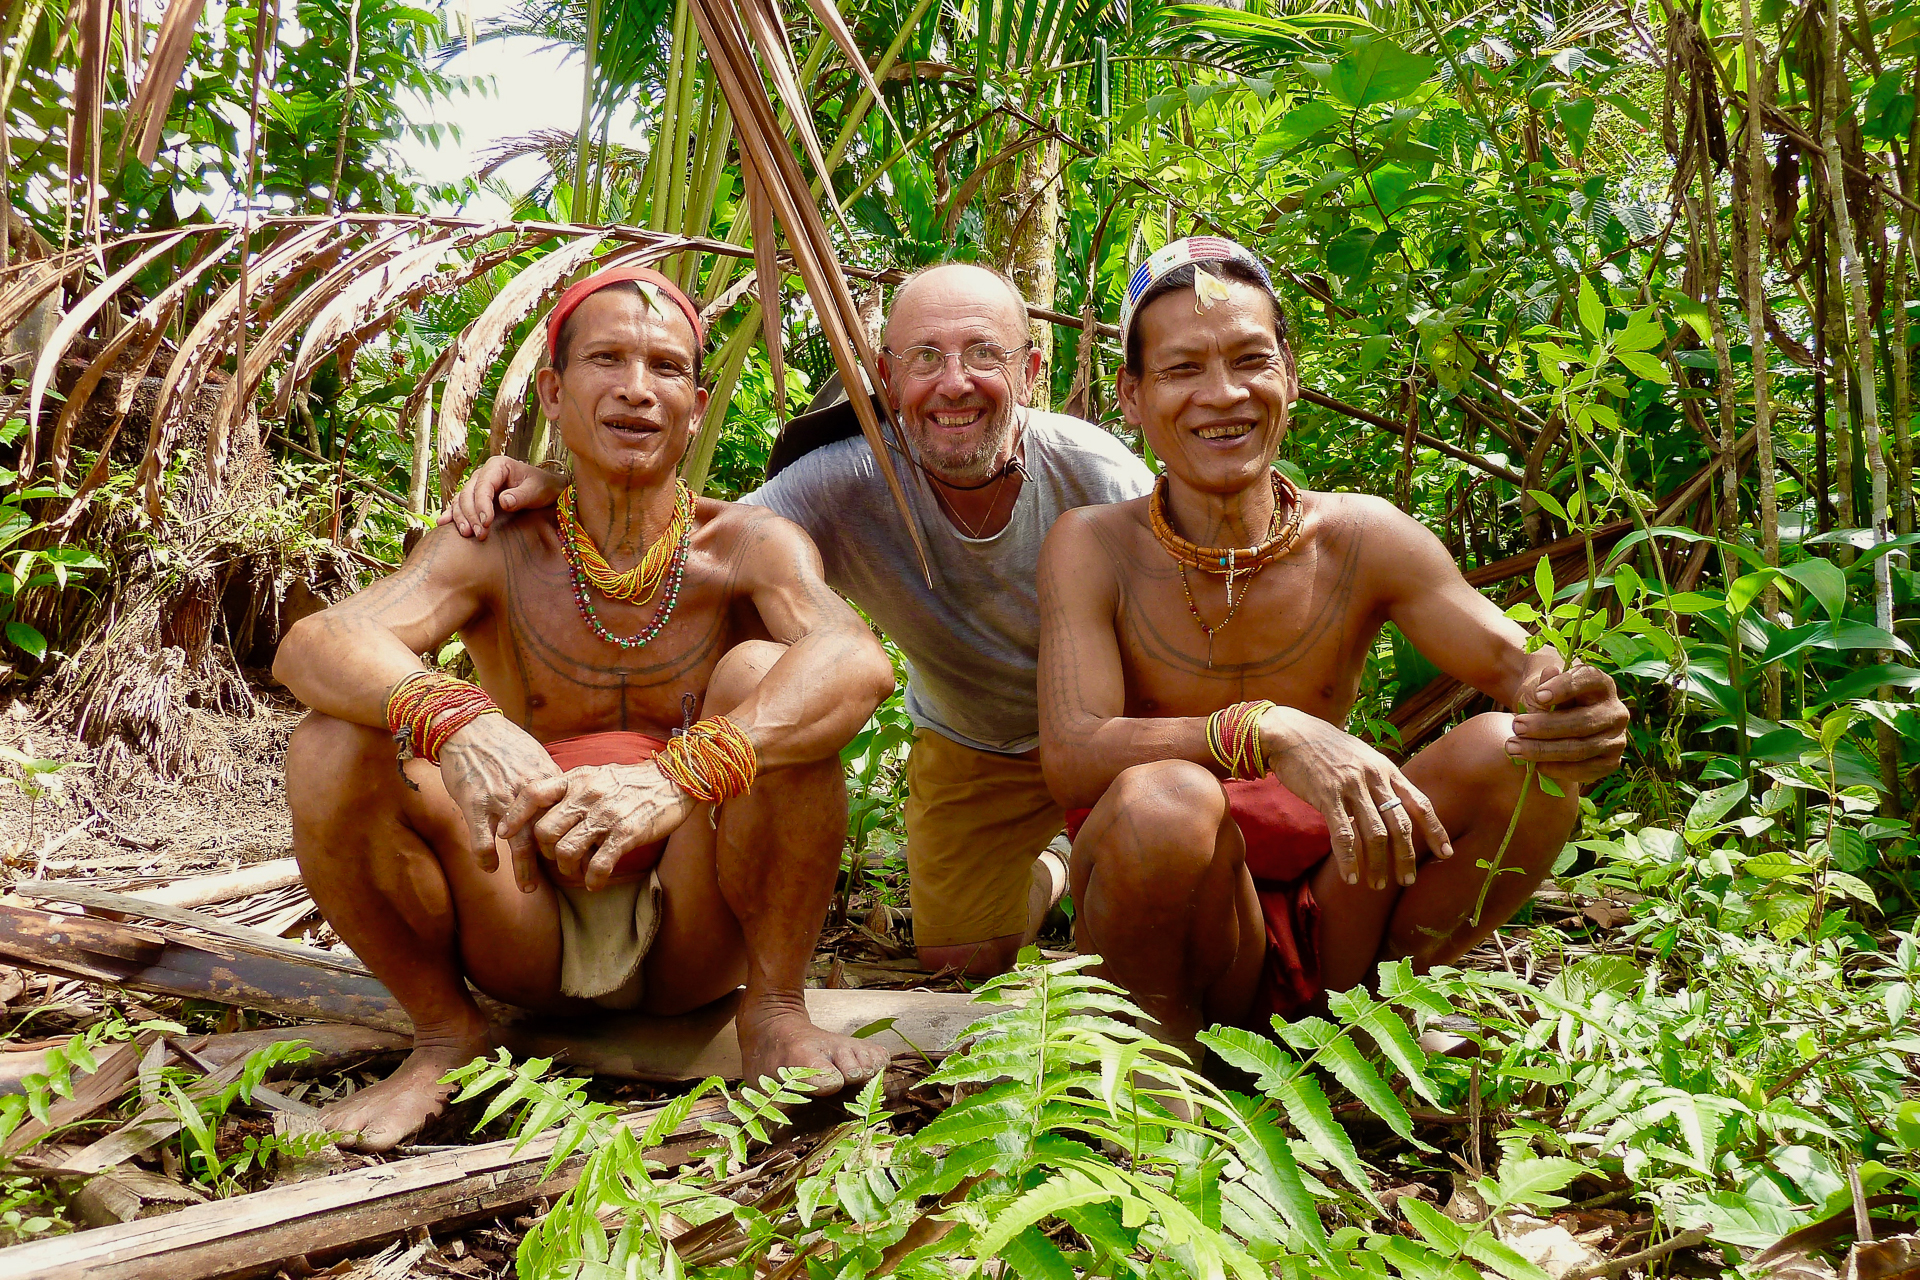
[1737,0,1780,719]
[983,121,1061,411]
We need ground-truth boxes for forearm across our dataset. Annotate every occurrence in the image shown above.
[719,629,893,770]
[274,612,434,726]
[1042,711,1223,809]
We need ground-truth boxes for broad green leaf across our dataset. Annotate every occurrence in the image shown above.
[1323,36,1436,108]
[999,1224,1075,1280]
[1328,991,1442,1104]
[1742,850,1807,879]
[1726,569,1780,616]
[1577,276,1604,339]
[1527,489,1570,522]
[1231,1103,1332,1256]
[1197,1025,1295,1092]
[1463,1232,1553,1280]
[1491,1157,1583,1211]
[1615,308,1666,352]
[1535,555,1556,617]
[4,622,47,660]
[1401,1197,1467,1251]
[1277,1018,1419,1142]
[1615,349,1669,383]
[1783,558,1848,622]
[1685,780,1748,832]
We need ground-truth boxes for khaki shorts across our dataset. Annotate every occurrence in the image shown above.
[904,728,1066,950]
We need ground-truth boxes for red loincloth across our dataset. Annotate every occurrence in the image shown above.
[1065,775,1332,1022]
[542,731,670,882]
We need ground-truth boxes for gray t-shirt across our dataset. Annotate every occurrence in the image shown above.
[740,410,1153,753]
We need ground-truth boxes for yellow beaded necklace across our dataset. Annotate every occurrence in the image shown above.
[556,481,695,604]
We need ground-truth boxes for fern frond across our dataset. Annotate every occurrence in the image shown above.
[1274,1016,1425,1146]
[1327,988,1444,1105]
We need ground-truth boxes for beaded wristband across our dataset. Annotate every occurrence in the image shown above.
[386,670,503,766]
[1206,699,1275,780]
[654,715,758,805]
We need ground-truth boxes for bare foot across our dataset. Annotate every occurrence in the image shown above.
[321,1030,492,1152]
[736,992,891,1095]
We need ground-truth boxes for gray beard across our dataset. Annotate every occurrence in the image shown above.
[908,401,1019,484]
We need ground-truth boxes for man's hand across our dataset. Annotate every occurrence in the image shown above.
[1509,664,1629,787]
[496,764,698,891]
[436,717,563,893]
[1259,706,1454,892]
[438,456,567,541]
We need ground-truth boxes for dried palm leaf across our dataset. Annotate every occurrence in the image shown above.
[395,337,466,503]
[25,227,194,462]
[433,231,610,477]
[53,318,173,527]
[125,0,207,165]
[743,155,788,428]
[484,318,551,460]
[792,0,903,141]
[134,221,349,498]
[280,220,529,410]
[46,227,245,487]
[0,251,88,338]
[691,0,927,575]
[280,225,466,411]
[68,0,111,231]
[207,223,420,482]
[317,228,545,391]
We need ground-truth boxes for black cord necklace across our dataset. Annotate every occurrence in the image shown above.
[920,449,1028,490]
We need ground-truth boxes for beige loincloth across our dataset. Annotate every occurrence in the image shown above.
[551,873,663,1010]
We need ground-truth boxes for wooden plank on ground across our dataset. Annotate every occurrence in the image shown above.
[11,883,371,978]
[0,903,408,1031]
[133,860,304,910]
[1,1024,409,1095]
[0,1093,750,1280]
[501,988,982,1081]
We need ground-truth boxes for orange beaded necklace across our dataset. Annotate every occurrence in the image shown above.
[1148,470,1304,667]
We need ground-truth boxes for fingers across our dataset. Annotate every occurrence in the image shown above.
[1397,774,1453,863]
[1326,807,1361,886]
[1508,732,1627,764]
[499,776,569,889]
[1350,780,1395,891]
[463,803,499,873]
[1530,664,1616,710]
[1512,701,1623,741]
[1365,778,1420,889]
[581,819,649,891]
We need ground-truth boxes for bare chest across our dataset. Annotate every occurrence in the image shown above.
[463,528,735,742]
[1113,529,1377,721]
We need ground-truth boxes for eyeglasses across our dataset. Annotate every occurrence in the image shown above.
[881,341,1032,381]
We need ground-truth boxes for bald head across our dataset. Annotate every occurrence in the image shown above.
[877,261,1040,484]
[884,262,1030,349]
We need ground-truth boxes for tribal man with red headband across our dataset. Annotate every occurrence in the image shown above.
[276,264,897,1150]
[1037,238,1630,1064]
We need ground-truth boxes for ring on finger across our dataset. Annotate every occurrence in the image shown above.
[1377,797,1405,814]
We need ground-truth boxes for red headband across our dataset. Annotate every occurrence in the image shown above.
[545,264,706,364]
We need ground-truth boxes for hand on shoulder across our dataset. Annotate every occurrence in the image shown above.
[440,455,568,540]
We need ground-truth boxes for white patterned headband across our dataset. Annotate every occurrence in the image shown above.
[1119,235,1275,350]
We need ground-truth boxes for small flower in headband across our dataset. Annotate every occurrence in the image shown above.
[1119,235,1275,348]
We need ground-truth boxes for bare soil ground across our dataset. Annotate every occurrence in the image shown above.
[0,675,300,890]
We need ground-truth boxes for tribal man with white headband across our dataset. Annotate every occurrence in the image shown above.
[1037,238,1630,1059]
[446,263,1154,976]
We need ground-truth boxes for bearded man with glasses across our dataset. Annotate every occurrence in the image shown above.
[447,262,1154,976]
